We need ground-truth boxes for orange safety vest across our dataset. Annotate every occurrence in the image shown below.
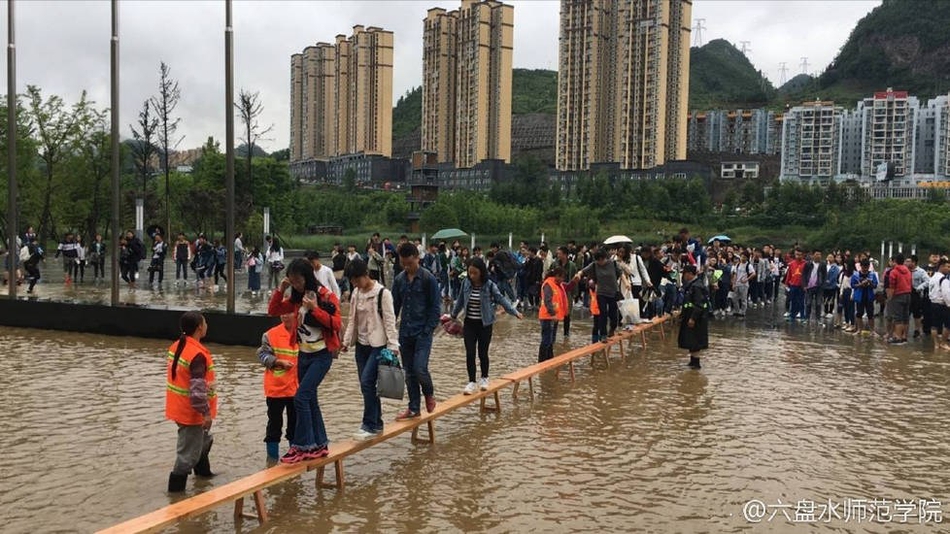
[165,336,217,426]
[539,277,568,320]
[263,324,299,398]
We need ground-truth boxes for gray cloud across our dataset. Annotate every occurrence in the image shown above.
[0,0,878,152]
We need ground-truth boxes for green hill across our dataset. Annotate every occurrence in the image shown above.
[391,68,557,142]
[816,0,950,102]
[688,39,776,111]
[778,74,815,95]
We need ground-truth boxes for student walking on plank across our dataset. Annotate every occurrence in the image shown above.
[268,259,342,464]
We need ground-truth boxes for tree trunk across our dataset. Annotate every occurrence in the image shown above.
[40,164,55,243]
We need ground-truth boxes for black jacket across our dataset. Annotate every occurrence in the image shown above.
[801,261,827,289]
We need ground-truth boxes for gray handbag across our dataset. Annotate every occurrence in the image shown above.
[376,349,405,400]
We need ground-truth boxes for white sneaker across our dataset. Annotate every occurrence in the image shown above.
[825,313,834,319]
[353,429,380,441]
[783,311,790,317]
[478,377,489,391]
[463,382,477,395]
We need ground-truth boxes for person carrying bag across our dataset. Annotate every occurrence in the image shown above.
[340,258,400,441]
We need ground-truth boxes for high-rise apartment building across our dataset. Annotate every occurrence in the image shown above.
[289,25,393,163]
[779,101,842,182]
[858,89,918,178]
[556,0,692,171]
[422,1,513,168]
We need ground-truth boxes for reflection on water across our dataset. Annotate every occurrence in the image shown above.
[2,306,949,533]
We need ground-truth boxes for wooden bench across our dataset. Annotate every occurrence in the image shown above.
[99,317,678,533]
[98,379,515,533]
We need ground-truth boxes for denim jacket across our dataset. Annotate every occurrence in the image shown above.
[392,267,441,337]
[451,278,519,326]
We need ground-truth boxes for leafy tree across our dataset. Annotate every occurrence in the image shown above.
[25,85,83,243]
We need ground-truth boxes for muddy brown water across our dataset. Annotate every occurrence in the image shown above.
[1,302,948,533]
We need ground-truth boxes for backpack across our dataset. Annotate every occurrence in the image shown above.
[496,250,518,278]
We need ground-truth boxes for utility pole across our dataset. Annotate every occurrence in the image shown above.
[7,0,16,299]
[692,18,705,47]
[110,0,121,306]
[225,0,235,314]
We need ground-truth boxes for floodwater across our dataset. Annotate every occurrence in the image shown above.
[2,302,949,533]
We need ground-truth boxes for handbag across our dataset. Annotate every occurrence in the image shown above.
[619,298,641,324]
[376,349,405,400]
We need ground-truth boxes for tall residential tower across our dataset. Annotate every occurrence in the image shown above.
[556,0,692,171]
[289,25,393,163]
[422,0,513,168]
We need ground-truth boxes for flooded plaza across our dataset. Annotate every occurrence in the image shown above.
[1,292,948,533]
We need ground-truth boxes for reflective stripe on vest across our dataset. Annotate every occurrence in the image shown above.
[263,324,299,398]
[165,337,217,426]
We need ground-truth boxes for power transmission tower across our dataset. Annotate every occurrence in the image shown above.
[778,62,789,85]
[800,56,810,75]
[740,41,751,57]
[693,18,705,47]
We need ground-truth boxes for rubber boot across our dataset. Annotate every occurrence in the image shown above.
[167,472,188,493]
[688,355,702,369]
[547,346,555,361]
[538,346,546,363]
[266,442,279,460]
[193,439,216,478]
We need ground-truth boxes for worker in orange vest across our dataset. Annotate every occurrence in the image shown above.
[538,266,567,362]
[258,313,299,460]
[165,311,216,493]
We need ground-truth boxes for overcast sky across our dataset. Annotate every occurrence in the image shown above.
[0,0,881,152]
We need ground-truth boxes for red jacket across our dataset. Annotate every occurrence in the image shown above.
[268,286,342,353]
[785,259,806,288]
[888,264,912,295]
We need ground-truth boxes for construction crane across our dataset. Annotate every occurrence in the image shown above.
[693,18,706,47]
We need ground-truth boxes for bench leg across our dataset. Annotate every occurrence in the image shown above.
[640,331,647,349]
[527,376,534,397]
[479,391,502,413]
[658,321,666,340]
[411,420,435,444]
[234,490,268,524]
[569,361,575,382]
[316,460,346,490]
[512,381,521,399]
[618,338,626,360]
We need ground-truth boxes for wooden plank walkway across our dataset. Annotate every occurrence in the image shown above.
[97,313,675,534]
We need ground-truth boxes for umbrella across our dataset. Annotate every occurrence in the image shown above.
[603,235,633,245]
[431,228,468,240]
[708,234,731,244]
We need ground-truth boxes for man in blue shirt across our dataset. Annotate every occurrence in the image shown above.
[392,243,441,419]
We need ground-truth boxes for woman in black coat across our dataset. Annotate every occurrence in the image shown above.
[678,264,709,369]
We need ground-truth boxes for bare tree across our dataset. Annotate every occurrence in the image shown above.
[129,99,159,199]
[235,89,274,199]
[150,61,182,236]
[25,85,82,243]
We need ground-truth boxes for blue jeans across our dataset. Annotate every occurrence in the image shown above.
[400,333,434,414]
[840,288,854,325]
[354,344,383,433]
[292,350,333,449]
[788,286,805,319]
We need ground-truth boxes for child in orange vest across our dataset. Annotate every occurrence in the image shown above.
[538,266,566,362]
[257,313,299,460]
[165,311,216,493]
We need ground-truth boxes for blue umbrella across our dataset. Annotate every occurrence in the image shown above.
[708,235,731,244]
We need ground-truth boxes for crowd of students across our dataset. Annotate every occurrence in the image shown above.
[160,228,950,491]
